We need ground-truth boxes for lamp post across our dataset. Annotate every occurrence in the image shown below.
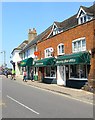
[0,50,6,67]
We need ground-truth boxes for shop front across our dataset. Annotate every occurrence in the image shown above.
[56,51,90,88]
[35,57,57,83]
[20,57,33,79]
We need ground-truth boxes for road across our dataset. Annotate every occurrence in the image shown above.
[1,76,93,118]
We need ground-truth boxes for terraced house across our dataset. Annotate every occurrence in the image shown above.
[35,4,95,88]
[11,4,95,89]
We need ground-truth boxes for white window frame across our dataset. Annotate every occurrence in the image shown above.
[78,14,93,24]
[72,37,86,53]
[57,43,65,55]
[44,47,53,58]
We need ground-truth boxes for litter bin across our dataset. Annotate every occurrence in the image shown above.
[34,75,38,81]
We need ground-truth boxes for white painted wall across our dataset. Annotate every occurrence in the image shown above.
[12,50,22,76]
[57,66,66,86]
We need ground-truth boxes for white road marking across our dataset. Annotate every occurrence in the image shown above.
[7,95,39,115]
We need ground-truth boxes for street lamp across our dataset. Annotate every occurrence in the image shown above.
[0,50,6,67]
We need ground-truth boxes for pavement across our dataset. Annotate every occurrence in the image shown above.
[2,75,95,105]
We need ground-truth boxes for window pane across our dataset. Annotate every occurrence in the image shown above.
[82,39,86,47]
[61,45,64,53]
[58,44,64,54]
[46,67,50,77]
[45,67,56,77]
[70,65,79,78]
[84,16,86,22]
[80,17,83,23]
[70,65,87,78]
[50,66,56,77]
[79,65,86,78]
[78,41,81,51]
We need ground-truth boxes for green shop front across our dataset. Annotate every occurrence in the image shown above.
[35,57,57,84]
[20,57,33,79]
[56,52,90,88]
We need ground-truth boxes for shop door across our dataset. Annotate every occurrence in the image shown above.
[57,65,66,86]
[38,67,44,82]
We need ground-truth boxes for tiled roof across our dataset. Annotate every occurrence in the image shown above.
[19,4,95,54]
[60,14,77,31]
[81,4,95,15]
[55,4,95,32]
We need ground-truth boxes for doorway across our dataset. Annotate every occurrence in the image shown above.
[57,65,66,86]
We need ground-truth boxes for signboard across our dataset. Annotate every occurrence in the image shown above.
[34,51,39,56]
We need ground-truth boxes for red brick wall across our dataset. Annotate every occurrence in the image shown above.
[37,20,94,59]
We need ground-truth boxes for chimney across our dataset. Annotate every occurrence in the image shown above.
[28,28,37,43]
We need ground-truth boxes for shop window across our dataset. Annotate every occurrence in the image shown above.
[57,43,64,55]
[72,37,86,53]
[45,66,56,78]
[69,64,89,79]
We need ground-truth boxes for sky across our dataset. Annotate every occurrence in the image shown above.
[1,1,94,68]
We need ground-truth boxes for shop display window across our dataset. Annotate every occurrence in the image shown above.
[45,66,56,78]
[70,64,89,79]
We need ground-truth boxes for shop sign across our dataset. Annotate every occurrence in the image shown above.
[36,62,43,66]
[34,51,39,56]
[56,59,76,64]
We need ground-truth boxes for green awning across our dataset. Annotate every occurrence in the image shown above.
[20,57,33,67]
[35,57,56,67]
[56,52,90,65]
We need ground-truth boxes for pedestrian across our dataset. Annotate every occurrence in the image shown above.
[31,69,34,81]
[4,69,8,78]
[11,69,16,80]
[23,70,27,82]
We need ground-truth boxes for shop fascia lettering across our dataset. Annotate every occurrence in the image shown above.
[36,62,43,65]
[56,59,76,64]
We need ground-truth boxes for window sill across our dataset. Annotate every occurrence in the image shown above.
[45,77,56,79]
[58,53,65,56]
[69,78,88,81]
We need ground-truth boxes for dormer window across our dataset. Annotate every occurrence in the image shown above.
[77,7,93,25]
[47,22,60,38]
[53,26,59,35]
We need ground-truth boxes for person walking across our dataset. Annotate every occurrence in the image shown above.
[31,69,34,81]
[4,69,8,78]
[23,70,27,82]
[11,69,16,80]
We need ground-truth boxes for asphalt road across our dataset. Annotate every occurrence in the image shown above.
[1,76,93,118]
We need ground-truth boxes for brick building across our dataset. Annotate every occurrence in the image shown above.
[34,4,95,88]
